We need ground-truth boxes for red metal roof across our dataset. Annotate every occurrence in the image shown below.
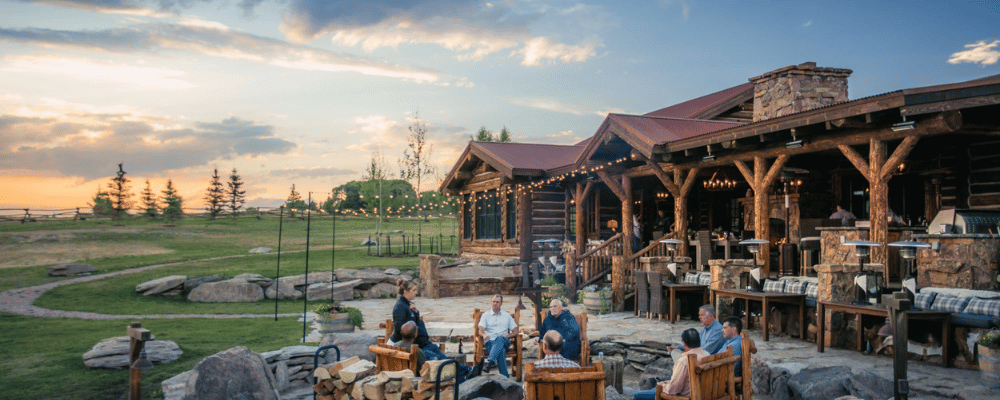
[473,141,584,172]
[610,114,742,145]
[644,82,753,119]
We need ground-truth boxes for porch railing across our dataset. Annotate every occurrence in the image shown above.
[576,233,623,288]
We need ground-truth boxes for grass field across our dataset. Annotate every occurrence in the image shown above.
[0,214,458,400]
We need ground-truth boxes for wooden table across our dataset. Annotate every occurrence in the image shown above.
[711,288,805,341]
[661,282,709,323]
[816,300,952,367]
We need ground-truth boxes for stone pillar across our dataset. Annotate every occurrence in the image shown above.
[709,259,753,316]
[419,254,442,299]
[612,255,625,311]
[750,62,852,122]
[641,256,692,276]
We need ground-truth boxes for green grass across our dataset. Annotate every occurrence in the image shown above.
[0,215,457,400]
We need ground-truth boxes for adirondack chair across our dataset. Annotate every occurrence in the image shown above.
[378,318,446,351]
[654,348,738,400]
[473,308,524,381]
[368,342,422,376]
[735,332,758,400]
[524,363,606,400]
[536,311,591,366]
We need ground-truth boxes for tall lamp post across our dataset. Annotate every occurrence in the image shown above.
[739,239,769,292]
[888,240,930,302]
[844,240,880,305]
[660,238,682,283]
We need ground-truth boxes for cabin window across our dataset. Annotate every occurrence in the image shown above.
[476,189,502,239]
[462,194,472,239]
[506,189,517,240]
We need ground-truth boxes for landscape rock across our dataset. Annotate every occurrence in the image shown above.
[249,247,272,254]
[770,366,792,400]
[265,281,302,299]
[319,333,377,362]
[273,360,290,393]
[504,257,521,266]
[606,386,628,400]
[46,263,97,276]
[361,238,377,246]
[384,268,401,275]
[626,350,659,365]
[278,272,335,287]
[136,275,187,296]
[187,280,265,302]
[751,357,771,396]
[364,282,397,299]
[183,275,227,295]
[82,336,183,368]
[161,370,192,400]
[179,346,281,400]
[846,370,893,400]
[787,366,852,400]
[639,363,673,385]
[232,273,273,288]
[458,375,525,400]
[305,279,360,301]
[275,345,319,361]
[591,341,627,357]
[335,268,393,286]
[638,376,659,390]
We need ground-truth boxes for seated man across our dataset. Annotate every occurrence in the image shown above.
[632,329,710,399]
[478,294,519,377]
[399,321,476,382]
[534,331,580,369]
[667,305,724,355]
[538,299,581,361]
[717,316,743,376]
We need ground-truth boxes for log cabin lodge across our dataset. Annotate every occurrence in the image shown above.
[436,62,1000,368]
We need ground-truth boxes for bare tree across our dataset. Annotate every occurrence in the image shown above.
[107,163,133,224]
[364,147,390,234]
[227,168,246,224]
[399,112,436,235]
[204,167,225,220]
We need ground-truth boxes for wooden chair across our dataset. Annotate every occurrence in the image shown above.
[734,332,757,400]
[654,348,738,400]
[536,311,591,366]
[649,271,666,320]
[635,271,650,318]
[473,308,524,381]
[379,318,445,351]
[524,363,606,400]
[368,342,422,376]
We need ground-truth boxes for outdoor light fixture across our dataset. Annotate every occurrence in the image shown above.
[703,170,738,191]
[131,348,154,370]
[844,240,881,305]
[891,120,916,131]
[786,139,803,149]
[889,240,931,301]
[739,239,769,292]
[702,154,716,162]
[660,238,683,283]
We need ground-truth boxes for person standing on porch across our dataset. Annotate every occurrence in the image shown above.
[633,214,641,251]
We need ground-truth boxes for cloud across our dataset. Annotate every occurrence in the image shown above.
[0,99,297,179]
[0,23,451,84]
[512,98,623,117]
[11,0,164,16]
[268,167,357,179]
[3,55,195,89]
[343,115,407,152]
[803,20,812,27]
[661,0,691,20]
[948,40,1000,65]
[515,37,600,66]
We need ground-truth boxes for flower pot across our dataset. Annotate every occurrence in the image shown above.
[583,291,603,313]
[980,346,1000,388]
[318,313,354,334]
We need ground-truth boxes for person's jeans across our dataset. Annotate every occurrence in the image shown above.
[632,388,655,400]
[420,343,472,383]
[484,336,512,377]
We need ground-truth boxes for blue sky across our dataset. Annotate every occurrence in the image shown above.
[1,0,997,209]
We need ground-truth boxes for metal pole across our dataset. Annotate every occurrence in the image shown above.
[331,208,336,305]
[303,193,312,342]
[275,206,284,320]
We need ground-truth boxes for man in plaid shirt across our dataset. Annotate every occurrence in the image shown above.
[534,331,581,368]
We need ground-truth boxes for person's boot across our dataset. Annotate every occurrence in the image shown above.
[466,359,484,380]
[483,359,495,374]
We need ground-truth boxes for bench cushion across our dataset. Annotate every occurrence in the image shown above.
[763,280,785,293]
[913,292,936,310]
[684,272,699,284]
[697,273,711,286]
[805,282,819,299]
[929,294,972,313]
[950,312,1000,328]
[784,280,807,295]
[963,297,1000,317]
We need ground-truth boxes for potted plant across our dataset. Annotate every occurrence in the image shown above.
[578,285,612,314]
[977,329,1000,387]
[314,303,364,333]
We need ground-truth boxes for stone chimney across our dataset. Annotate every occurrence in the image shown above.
[749,62,852,122]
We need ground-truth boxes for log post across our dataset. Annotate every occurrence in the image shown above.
[518,187,533,263]
[612,255,625,311]
[644,159,699,257]
[570,181,594,303]
[128,322,151,400]
[622,176,634,255]
[882,292,912,400]
[734,155,789,276]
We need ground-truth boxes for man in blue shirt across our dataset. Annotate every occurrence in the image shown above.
[477,294,519,377]
[717,316,743,376]
[667,305,724,355]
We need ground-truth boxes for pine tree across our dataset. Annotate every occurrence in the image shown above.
[89,186,113,217]
[286,184,305,217]
[204,167,225,220]
[161,179,183,223]
[226,168,246,224]
[107,163,133,223]
[141,179,158,218]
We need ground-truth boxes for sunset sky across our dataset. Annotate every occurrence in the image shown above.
[1,0,998,211]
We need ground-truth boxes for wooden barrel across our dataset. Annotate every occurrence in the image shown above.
[583,291,603,313]
[981,346,1000,388]
[319,314,354,333]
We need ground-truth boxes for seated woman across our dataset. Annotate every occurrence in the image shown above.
[390,279,447,360]
[538,299,581,361]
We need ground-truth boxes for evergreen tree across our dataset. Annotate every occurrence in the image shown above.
[161,179,183,223]
[473,126,513,142]
[204,167,225,220]
[285,184,306,217]
[107,163,133,223]
[226,168,246,224]
[89,186,113,216]
[140,179,158,218]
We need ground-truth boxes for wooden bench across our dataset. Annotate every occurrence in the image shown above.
[655,347,739,400]
[536,311,590,366]
[368,342,422,376]
[473,308,523,381]
[524,363,606,400]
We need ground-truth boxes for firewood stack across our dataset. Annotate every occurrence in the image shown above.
[312,357,457,400]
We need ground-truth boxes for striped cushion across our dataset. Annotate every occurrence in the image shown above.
[697,273,711,286]
[913,292,936,310]
[684,273,699,284]
[962,297,1000,317]
[784,280,808,295]
[805,283,819,299]
[762,279,785,293]
[929,294,972,313]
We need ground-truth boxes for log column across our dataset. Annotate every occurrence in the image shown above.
[518,187,533,262]
[734,155,789,276]
[622,176,634,255]
[570,181,595,301]
[645,159,699,256]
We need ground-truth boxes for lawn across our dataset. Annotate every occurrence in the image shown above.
[0,214,457,400]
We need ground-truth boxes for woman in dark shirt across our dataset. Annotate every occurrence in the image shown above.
[391,279,447,360]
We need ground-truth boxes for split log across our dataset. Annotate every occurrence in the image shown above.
[317,395,336,400]
[339,359,377,383]
[384,392,408,400]
[323,380,336,392]
[385,381,402,393]
[314,366,332,380]
[364,377,387,400]
[377,369,415,384]
[353,375,379,399]
[417,379,454,392]
[338,392,350,400]
[330,356,361,377]
[333,380,348,390]
[402,377,416,393]
[313,381,330,395]
[413,388,453,400]
[419,360,455,382]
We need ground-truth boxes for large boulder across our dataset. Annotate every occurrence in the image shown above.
[751,357,772,397]
[336,268,393,287]
[846,370,893,400]
[318,333,377,363]
[264,281,302,299]
[46,263,97,276]
[364,282,397,299]
[177,346,281,400]
[187,280,265,302]
[232,273,273,288]
[183,275,227,296]
[458,375,524,400]
[82,336,182,369]
[591,341,627,357]
[769,366,793,400]
[278,272,335,287]
[136,275,187,296]
[787,366,852,400]
[306,279,360,301]
[249,247,272,254]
